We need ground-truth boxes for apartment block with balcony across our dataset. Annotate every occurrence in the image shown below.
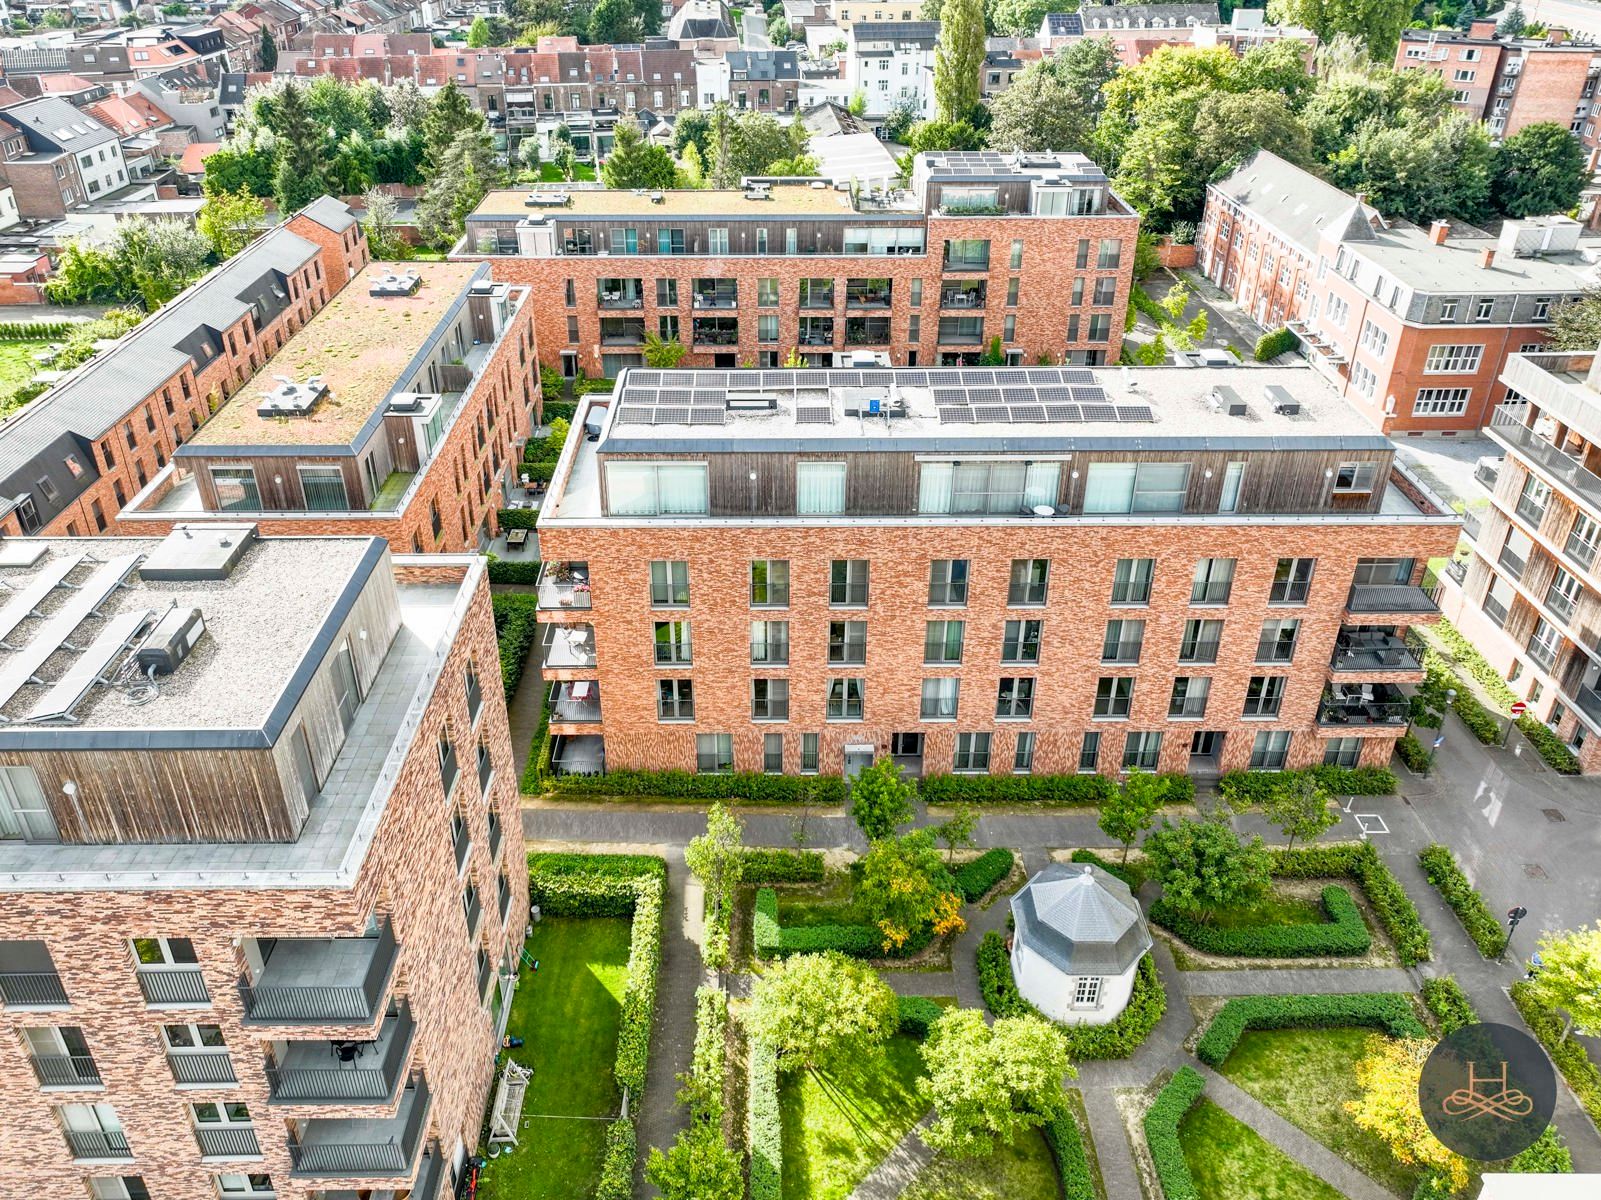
[531,363,1458,782]
[1441,348,1601,771]
[0,527,525,1199]
[116,260,538,556]
[457,150,1139,375]
[1200,150,1594,436]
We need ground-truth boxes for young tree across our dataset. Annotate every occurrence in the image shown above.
[880,94,922,144]
[416,129,505,246]
[1260,772,1338,851]
[601,116,677,190]
[554,140,578,182]
[905,119,984,153]
[919,1009,1075,1157]
[196,185,266,260]
[848,89,867,117]
[673,109,712,159]
[1525,922,1601,1041]
[258,28,277,72]
[643,331,688,367]
[466,15,492,46]
[384,80,431,132]
[987,0,1055,37]
[1142,819,1273,920]
[1491,121,1588,218]
[988,36,1120,153]
[1548,288,1601,350]
[1345,1037,1470,1193]
[744,952,899,1076]
[360,187,403,258]
[421,82,483,173]
[857,830,965,951]
[1266,0,1415,60]
[645,1122,743,1200]
[271,83,331,214]
[932,0,985,123]
[932,802,977,864]
[685,802,744,941]
[1454,0,1479,31]
[1099,768,1164,864]
[848,756,915,841]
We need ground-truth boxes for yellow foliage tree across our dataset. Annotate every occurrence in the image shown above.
[1344,1037,1470,1194]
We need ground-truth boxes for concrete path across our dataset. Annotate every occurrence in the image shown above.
[1077,1084,1140,1200]
[844,1115,936,1200]
[1175,965,1417,996]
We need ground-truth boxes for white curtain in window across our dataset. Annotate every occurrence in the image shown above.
[1219,461,1244,512]
[1083,463,1136,513]
[605,463,657,515]
[918,462,953,513]
[797,462,846,514]
[1132,463,1188,512]
[1023,463,1059,508]
[656,464,708,514]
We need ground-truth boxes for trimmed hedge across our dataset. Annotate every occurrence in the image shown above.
[690,986,728,1125]
[490,592,540,700]
[918,771,1192,806]
[953,848,1016,902]
[1421,976,1478,1034]
[1511,980,1601,1128]
[1271,843,1432,966]
[1516,715,1582,774]
[1144,1067,1206,1200]
[497,507,539,530]
[1149,885,1370,958]
[1218,765,1396,807]
[523,459,556,483]
[1254,326,1300,362]
[1070,848,1146,891]
[593,1116,636,1200]
[748,1038,782,1200]
[1195,993,1426,1067]
[551,768,847,805]
[1043,1105,1097,1200]
[739,847,826,883]
[1430,620,1581,773]
[897,995,946,1038]
[541,399,577,423]
[752,887,913,959]
[1418,844,1508,958]
[1396,732,1430,774]
[487,555,541,586]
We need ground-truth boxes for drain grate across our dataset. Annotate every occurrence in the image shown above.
[1524,863,1548,879]
[1543,807,1567,823]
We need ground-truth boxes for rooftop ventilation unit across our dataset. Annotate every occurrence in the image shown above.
[1208,385,1249,417]
[139,525,256,582]
[838,388,906,418]
[1264,384,1300,416]
[744,182,772,200]
[649,191,665,203]
[525,191,571,207]
[388,393,427,414]
[256,375,328,418]
[369,270,421,298]
[134,606,206,677]
[468,280,495,296]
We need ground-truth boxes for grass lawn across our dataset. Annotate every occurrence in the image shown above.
[0,340,48,408]
[1179,1098,1345,1200]
[535,161,598,182]
[1217,1027,1419,1196]
[901,1127,1061,1200]
[1203,888,1328,930]
[775,871,867,927]
[476,918,632,1200]
[780,1032,928,1200]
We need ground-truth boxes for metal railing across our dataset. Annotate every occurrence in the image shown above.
[1528,641,1558,672]
[136,965,210,1007]
[1516,497,1548,528]
[64,1129,131,1160]
[266,1005,414,1104]
[1178,640,1221,664]
[1446,558,1468,584]
[287,1078,430,1177]
[0,971,68,1008]
[167,1050,237,1085]
[1346,583,1441,613]
[1461,510,1482,541]
[239,919,397,1025]
[1573,682,1601,725]
[535,564,592,610]
[464,889,484,939]
[1317,700,1410,726]
[1498,547,1527,580]
[466,673,483,725]
[196,1125,262,1158]
[31,1053,101,1088]
[487,813,504,862]
[1331,636,1421,671]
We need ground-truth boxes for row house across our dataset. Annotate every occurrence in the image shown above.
[846,20,937,118]
[0,96,129,218]
[83,91,181,183]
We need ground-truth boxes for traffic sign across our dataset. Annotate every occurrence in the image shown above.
[1511,700,1528,716]
[1433,735,1446,749]
[1508,906,1528,921]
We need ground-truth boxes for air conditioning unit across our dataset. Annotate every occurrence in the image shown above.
[135,607,206,677]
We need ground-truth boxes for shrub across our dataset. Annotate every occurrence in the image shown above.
[541,399,577,423]
[1511,980,1601,1128]
[1396,733,1430,774]
[1195,993,1426,1067]
[1254,326,1300,362]
[1144,1067,1206,1200]
[1418,844,1508,958]
[739,847,825,883]
[1043,1105,1097,1200]
[1271,843,1432,965]
[486,555,541,586]
[1421,976,1478,1034]
[753,887,781,959]
[751,886,919,960]
[918,771,1190,806]
[522,459,556,483]
[0,320,71,339]
[1070,848,1146,890]
[1451,685,1501,744]
[496,507,539,530]
[575,374,616,394]
[1429,622,1581,773]
[953,848,1015,902]
[1149,885,1371,958]
[523,696,552,794]
[551,768,847,805]
[593,1117,636,1200]
[615,873,662,1095]
[1517,715,1582,774]
[896,995,945,1038]
[690,986,728,1123]
[490,593,540,699]
[1218,766,1395,808]
[748,1039,782,1200]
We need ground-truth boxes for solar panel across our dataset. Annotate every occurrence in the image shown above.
[796,406,834,424]
[654,407,690,423]
[1081,404,1116,422]
[929,370,963,383]
[694,371,729,387]
[932,387,966,405]
[860,371,894,385]
[618,406,654,424]
[26,606,152,722]
[1001,387,1035,404]
[689,408,726,425]
[659,388,692,403]
[974,405,1009,422]
[0,552,84,648]
[1009,405,1047,422]
[0,554,141,712]
[631,371,661,385]
[938,407,974,423]
[967,387,1003,404]
[1037,386,1072,402]
[692,390,725,405]
[1062,369,1095,383]
[966,370,996,384]
[1070,386,1107,404]
[831,372,863,387]
[1045,404,1080,422]
[796,371,829,386]
[624,389,657,406]
[1116,405,1155,422]
[763,371,797,388]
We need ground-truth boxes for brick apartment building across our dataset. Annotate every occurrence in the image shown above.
[1442,349,1601,772]
[1199,150,1593,436]
[0,96,131,218]
[531,364,1458,782]
[0,528,526,1200]
[116,260,538,556]
[459,150,1140,375]
[0,198,367,542]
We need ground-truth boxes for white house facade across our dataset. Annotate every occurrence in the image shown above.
[1010,863,1153,1026]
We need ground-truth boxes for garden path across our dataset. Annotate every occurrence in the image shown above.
[844,1116,937,1200]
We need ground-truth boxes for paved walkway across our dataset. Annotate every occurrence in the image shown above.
[845,1115,936,1200]
[1078,1084,1140,1200]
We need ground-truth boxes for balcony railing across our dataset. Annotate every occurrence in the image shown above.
[1547,587,1578,622]
[845,286,891,308]
[1498,547,1527,580]
[1446,558,1468,584]
[168,1049,237,1085]
[939,289,986,308]
[31,1053,101,1088]
[196,1125,262,1158]
[1490,407,1601,512]
[0,971,68,1008]
[1515,497,1548,528]
[550,682,601,723]
[600,324,646,346]
[691,293,738,309]
[1566,532,1598,570]
[691,327,739,346]
[1178,640,1220,664]
[1461,510,1483,542]
[136,965,210,1007]
[1346,583,1441,613]
[541,624,596,670]
[415,1146,450,1200]
[1331,635,1421,671]
[465,889,484,939]
[1318,692,1410,726]
[64,1129,131,1160]
[1485,593,1510,626]
[536,562,592,610]
[266,1004,415,1104]
[1528,640,1558,672]
[1572,682,1601,726]
[1475,461,1500,489]
[288,1077,430,1177]
[239,919,398,1026]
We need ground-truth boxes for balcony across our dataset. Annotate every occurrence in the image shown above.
[845,281,891,308]
[551,734,605,777]
[239,919,398,1026]
[937,319,985,345]
[1498,545,1527,581]
[1346,583,1440,614]
[690,320,738,346]
[939,285,986,308]
[798,318,834,346]
[1566,531,1598,570]
[550,680,601,722]
[266,1004,415,1105]
[1515,496,1548,529]
[1490,407,1601,513]
[0,941,67,1009]
[597,281,645,309]
[464,887,484,940]
[599,318,646,346]
[536,562,591,610]
[1475,460,1500,489]
[168,1047,237,1086]
[196,1124,262,1158]
[137,963,210,1007]
[1331,631,1421,672]
[31,1053,101,1089]
[64,1129,131,1161]
[691,288,738,310]
[415,1145,450,1200]
[1571,681,1601,726]
[1178,640,1220,664]
[1461,510,1483,542]
[541,623,596,670]
[1317,683,1410,726]
[799,284,835,309]
[287,1076,430,1177]
[1446,558,1468,584]
[846,317,891,345]
[1528,639,1558,672]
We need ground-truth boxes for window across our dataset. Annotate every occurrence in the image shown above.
[1474,298,1494,322]
[1178,619,1222,663]
[800,733,819,773]
[953,732,991,772]
[929,559,969,605]
[1567,512,1601,568]
[1352,557,1416,586]
[758,315,778,342]
[924,620,964,663]
[1072,977,1101,1007]
[1243,675,1286,718]
[1424,344,1484,373]
[1333,462,1378,494]
[943,238,990,269]
[210,466,260,511]
[1079,732,1101,772]
[653,620,692,664]
[1002,619,1041,663]
[996,677,1034,718]
[1111,558,1154,605]
[605,462,708,515]
[1012,731,1036,773]
[1083,462,1189,513]
[1169,677,1210,719]
[1256,619,1300,663]
[1123,731,1161,770]
[1250,730,1292,770]
[764,733,784,774]
[1323,737,1361,767]
[1413,388,1470,416]
[751,560,789,606]
[921,678,959,719]
[1358,319,1389,357]
[649,560,689,606]
[1439,299,1459,323]
[1517,475,1551,526]
[758,278,779,306]
[1527,618,1560,671]
[0,766,57,842]
[1008,559,1049,605]
[1094,677,1133,718]
[1484,573,1515,626]
[750,620,790,665]
[1191,558,1235,604]
[89,1181,153,1200]
[828,620,867,664]
[1270,558,1314,604]
[657,679,694,720]
[1102,619,1144,664]
[1096,239,1122,269]
[59,1104,127,1159]
[1546,566,1582,622]
[657,278,678,306]
[830,560,869,606]
[1010,240,1023,269]
[826,678,865,719]
[696,734,733,773]
[752,679,790,720]
[917,460,1059,514]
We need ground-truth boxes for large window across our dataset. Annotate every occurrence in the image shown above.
[929,559,969,605]
[657,679,694,720]
[653,620,691,664]
[1243,675,1286,718]
[917,461,1059,514]
[1413,388,1470,417]
[828,620,867,664]
[750,560,789,607]
[1270,558,1315,604]
[1094,677,1133,718]
[1002,619,1041,663]
[1008,559,1049,605]
[924,620,964,663]
[1423,344,1484,373]
[826,678,865,720]
[752,679,789,720]
[797,462,847,514]
[210,465,260,511]
[297,465,348,510]
[1111,558,1154,605]
[1079,732,1101,772]
[1179,618,1222,663]
[942,238,990,269]
[1256,619,1300,663]
[953,732,991,771]
[1169,677,1209,719]
[996,677,1034,718]
[605,462,708,515]
[830,559,869,606]
[921,677,959,719]
[750,620,789,664]
[1323,737,1361,767]
[649,560,689,606]
[0,765,57,842]
[1102,619,1144,664]
[1123,731,1161,770]
[1191,558,1235,605]
[1249,730,1291,770]
[696,734,733,773]
[1083,463,1189,513]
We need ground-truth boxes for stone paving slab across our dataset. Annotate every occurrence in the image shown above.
[1176,966,1417,996]
[1078,1085,1141,1200]
[845,1114,936,1200]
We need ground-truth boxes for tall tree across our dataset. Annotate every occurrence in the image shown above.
[467,15,492,46]
[856,830,965,952]
[360,186,403,258]
[645,1123,743,1200]
[848,756,914,841]
[1492,122,1588,218]
[601,116,677,189]
[421,82,483,173]
[988,36,1120,153]
[1099,769,1165,864]
[416,129,504,246]
[197,184,266,259]
[589,0,641,43]
[1192,90,1311,186]
[744,952,899,1076]
[932,0,984,123]
[271,83,331,214]
[1525,922,1601,1041]
[258,28,277,72]
[987,0,1054,37]
[1547,287,1601,350]
[1266,0,1414,60]
[1498,1,1527,35]
[673,109,711,159]
[920,1010,1074,1158]
[1329,110,1494,224]
[1143,819,1273,921]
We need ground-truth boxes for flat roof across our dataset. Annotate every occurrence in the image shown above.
[189,261,482,448]
[470,182,870,219]
[1348,223,1598,293]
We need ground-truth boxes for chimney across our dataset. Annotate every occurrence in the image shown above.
[1548,26,1569,44]
[1480,246,1496,269]
[1429,219,1450,245]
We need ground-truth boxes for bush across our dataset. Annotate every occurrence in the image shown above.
[497,507,539,530]
[1070,848,1147,890]
[575,374,616,394]
[1421,976,1478,1034]
[1218,766,1395,808]
[1418,844,1508,958]
[753,887,781,959]
[552,768,847,805]
[1254,326,1300,362]
[0,320,71,340]
[739,847,825,883]
[490,592,540,699]
[690,986,728,1123]
[487,555,541,586]
[523,696,552,794]
[1271,843,1432,966]
[896,995,945,1038]
[1043,1105,1097,1200]
[593,1117,636,1200]
[1195,993,1426,1067]
[751,885,917,960]
[1511,980,1601,1128]
[1396,733,1430,774]
[748,1039,782,1200]
[1517,715,1582,773]
[523,459,556,483]
[615,874,662,1095]
[542,399,577,424]
[1144,1067,1207,1200]
[1149,885,1371,958]
[953,848,1015,902]
[918,771,1191,806]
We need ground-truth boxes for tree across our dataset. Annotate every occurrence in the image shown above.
[384,80,431,132]
[905,119,984,153]
[467,15,492,46]
[1099,768,1165,864]
[919,1009,1074,1158]
[1548,287,1601,350]
[880,94,922,144]
[1266,0,1415,60]
[643,331,688,366]
[768,12,794,43]
[1327,108,1494,224]
[933,0,984,123]
[601,116,677,189]
[848,756,915,840]
[1498,1,1526,35]
[1454,0,1478,31]
[673,109,712,159]
[685,802,744,952]
[848,89,867,117]
[857,830,965,951]
[200,134,276,197]
[422,82,483,173]
[360,187,405,258]
[590,0,642,43]
[196,185,266,260]
[554,140,578,182]
[764,154,818,176]
[1345,1037,1470,1193]
[711,110,810,182]
[328,130,377,195]
[271,84,331,214]
[677,141,706,187]
[416,129,505,246]
[1492,122,1588,218]
[1192,90,1311,180]
[932,803,977,864]
[1142,819,1272,920]
[1260,772,1338,851]
[307,75,376,139]
[259,28,277,72]
[1525,922,1601,1041]
[645,1122,743,1200]
[988,37,1120,153]
[987,0,1053,36]
[744,952,899,1076]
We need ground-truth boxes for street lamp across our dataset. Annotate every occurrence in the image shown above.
[1426,688,1456,774]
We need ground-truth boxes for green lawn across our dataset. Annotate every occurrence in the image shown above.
[780,1033,929,1200]
[776,872,867,927]
[535,161,598,182]
[0,340,48,410]
[1204,888,1327,930]
[1217,1027,1419,1196]
[1179,1098,1345,1200]
[476,918,632,1200]
[902,1127,1061,1200]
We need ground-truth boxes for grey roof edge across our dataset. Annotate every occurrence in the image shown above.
[597,433,1397,453]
